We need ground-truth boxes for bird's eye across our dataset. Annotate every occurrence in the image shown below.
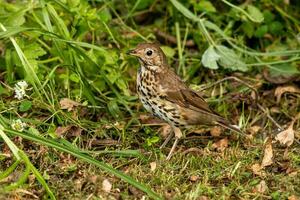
[146,50,153,56]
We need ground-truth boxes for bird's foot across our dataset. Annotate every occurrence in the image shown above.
[160,130,174,149]
[166,127,182,160]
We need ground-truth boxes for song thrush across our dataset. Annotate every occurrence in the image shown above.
[127,43,242,160]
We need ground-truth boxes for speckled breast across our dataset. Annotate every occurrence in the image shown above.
[137,67,186,128]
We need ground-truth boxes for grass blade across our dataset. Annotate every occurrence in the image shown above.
[0,120,161,199]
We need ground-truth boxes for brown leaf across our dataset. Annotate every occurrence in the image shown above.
[150,162,157,171]
[189,175,199,182]
[212,138,228,152]
[55,126,72,137]
[275,123,294,147]
[129,186,144,198]
[251,163,264,176]
[70,126,83,137]
[102,179,112,193]
[288,195,299,200]
[248,125,261,136]
[198,196,209,200]
[253,180,268,194]
[274,85,300,103]
[261,141,273,168]
[60,98,81,111]
[210,126,222,137]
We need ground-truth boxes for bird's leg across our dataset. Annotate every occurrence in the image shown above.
[160,129,174,149]
[166,127,182,160]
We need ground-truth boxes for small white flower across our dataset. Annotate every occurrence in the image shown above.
[14,80,29,100]
[11,119,27,132]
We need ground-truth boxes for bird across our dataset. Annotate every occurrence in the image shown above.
[127,43,242,160]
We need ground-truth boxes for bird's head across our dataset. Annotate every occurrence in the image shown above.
[127,43,167,72]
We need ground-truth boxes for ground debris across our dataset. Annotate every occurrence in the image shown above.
[210,126,222,137]
[261,139,273,168]
[60,98,81,111]
[274,85,300,103]
[253,180,268,194]
[150,162,157,171]
[212,137,228,152]
[275,112,300,147]
[102,179,112,193]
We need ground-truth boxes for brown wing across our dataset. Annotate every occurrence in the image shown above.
[158,67,221,118]
[165,88,222,119]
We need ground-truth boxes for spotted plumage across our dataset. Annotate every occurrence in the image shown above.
[127,43,242,159]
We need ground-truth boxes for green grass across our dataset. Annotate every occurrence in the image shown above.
[0,0,300,199]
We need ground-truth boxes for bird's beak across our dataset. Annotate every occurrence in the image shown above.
[126,49,138,56]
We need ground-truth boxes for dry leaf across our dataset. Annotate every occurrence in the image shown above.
[198,196,209,200]
[102,179,112,193]
[189,175,199,182]
[261,141,273,168]
[60,98,81,111]
[150,162,157,171]
[270,106,281,114]
[55,126,72,137]
[129,185,144,198]
[288,195,299,200]
[254,180,268,194]
[275,123,294,146]
[274,85,300,103]
[70,126,83,137]
[210,126,222,137]
[212,137,228,152]
[248,125,261,135]
[251,163,264,176]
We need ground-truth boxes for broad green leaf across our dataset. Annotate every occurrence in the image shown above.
[195,1,216,13]
[242,21,255,38]
[269,21,283,35]
[146,136,160,146]
[28,127,40,135]
[161,46,175,58]
[201,46,220,69]
[98,8,112,23]
[104,50,118,65]
[67,0,80,8]
[69,73,80,83]
[106,69,119,84]
[247,5,264,23]
[24,43,47,59]
[135,0,153,10]
[215,45,248,72]
[19,100,32,112]
[263,10,275,24]
[269,63,300,76]
[116,79,130,96]
[5,9,26,26]
[254,25,268,38]
[170,0,199,22]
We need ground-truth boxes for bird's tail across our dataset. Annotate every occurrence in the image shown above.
[215,120,244,135]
